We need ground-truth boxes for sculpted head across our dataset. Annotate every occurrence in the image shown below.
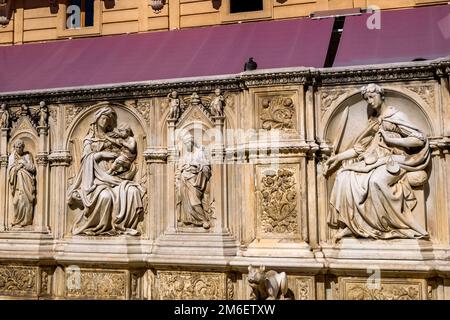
[13,139,25,156]
[361,83,385,110]
[182,133,194,152]
[94,107,117,132]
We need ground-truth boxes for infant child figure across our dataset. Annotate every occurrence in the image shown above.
[106,123,137,176]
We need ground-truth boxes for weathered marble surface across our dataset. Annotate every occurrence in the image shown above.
[0,57,449,299]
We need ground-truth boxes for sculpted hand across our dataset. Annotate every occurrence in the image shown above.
[324,154,341,176]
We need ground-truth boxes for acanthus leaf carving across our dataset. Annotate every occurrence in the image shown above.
[0,266,37,296]
[65,104,84,129]
[66,270,126,299]
[260,96,295,131]
[259,167,298,235]
[406,85,435,108]
[157,271,225,300]
[320,89,346,114]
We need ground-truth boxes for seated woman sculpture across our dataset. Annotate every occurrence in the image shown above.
[324,83,430,243]
[67,107,145,236]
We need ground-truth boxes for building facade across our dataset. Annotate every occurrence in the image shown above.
[0,0,449,300]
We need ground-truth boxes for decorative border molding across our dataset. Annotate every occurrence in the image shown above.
[2,58,447,105]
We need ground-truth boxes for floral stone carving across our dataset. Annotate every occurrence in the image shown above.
[259,168,298,235]
[157,271,225,300]
[260,97,295,130]
[0,266,37,296]
[66,269,127,299]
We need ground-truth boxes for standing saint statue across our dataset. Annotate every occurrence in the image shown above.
[8,139,36,227]
[324,83,430,243]
[0,103,9,128]
[175,133,212,229]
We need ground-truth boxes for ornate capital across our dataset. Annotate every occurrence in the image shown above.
[143,147,168,163]
[0,155,8,167]
[36,153,49,166]
[48,151,72,167]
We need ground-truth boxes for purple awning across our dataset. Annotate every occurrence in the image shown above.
[333,5,450,67]
[0,17,334,93]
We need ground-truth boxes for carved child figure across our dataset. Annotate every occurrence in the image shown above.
[106,123,137,176]
[0,103,9,128]
[247,265,289,300]
[210,88,225,117]
[168,90,181,120]
[38,101,48,127]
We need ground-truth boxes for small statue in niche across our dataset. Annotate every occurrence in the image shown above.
[247,265,291,300]
[168,90,181,120]
[324,83,430,243]
[8,139,36,228]
[106,123,137,176]
[0,103,9,128]
[175,133,212,229]
[38,101,48,127]
[210,88,225,117]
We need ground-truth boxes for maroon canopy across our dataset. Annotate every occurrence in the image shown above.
[0,17,334,93]
[334,4,450,67]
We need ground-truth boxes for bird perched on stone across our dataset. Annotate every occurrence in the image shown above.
[244,57,258,71]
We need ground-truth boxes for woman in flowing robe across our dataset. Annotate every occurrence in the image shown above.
[8,139,36,227]
[175,134,211,229]
[324,84,430,243]
[67,107,145,236]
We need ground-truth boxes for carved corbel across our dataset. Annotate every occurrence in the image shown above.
[143,147,168,164]
[0,0,12,27]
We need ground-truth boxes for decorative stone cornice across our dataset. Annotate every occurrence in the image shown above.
[0,58,448,104]
[48,151,72,167]
[143,147,168,163]
[319,64,436,86]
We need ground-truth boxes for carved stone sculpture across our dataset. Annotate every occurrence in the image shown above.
[167,90,181,120]
[324,83,430,243]
[210,88,225,117]
[8,139,36,228]
[247,265,290,300]
[0,103,9,128]
[67,106,145,236]
[38,101,48,128]
[175,133,212,229]
[260,97,295,130]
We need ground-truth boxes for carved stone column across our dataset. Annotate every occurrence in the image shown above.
[166,119,177,232]
[35,127,50,233]
[143,147,168,240]
[0,128,9,231]
[48,151,72,238]
[211,115,228,232]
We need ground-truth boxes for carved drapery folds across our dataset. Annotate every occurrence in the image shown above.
[67,106,146,236]
[325,83,430,242]
[8,139,36,228]
[175,133,213,229]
